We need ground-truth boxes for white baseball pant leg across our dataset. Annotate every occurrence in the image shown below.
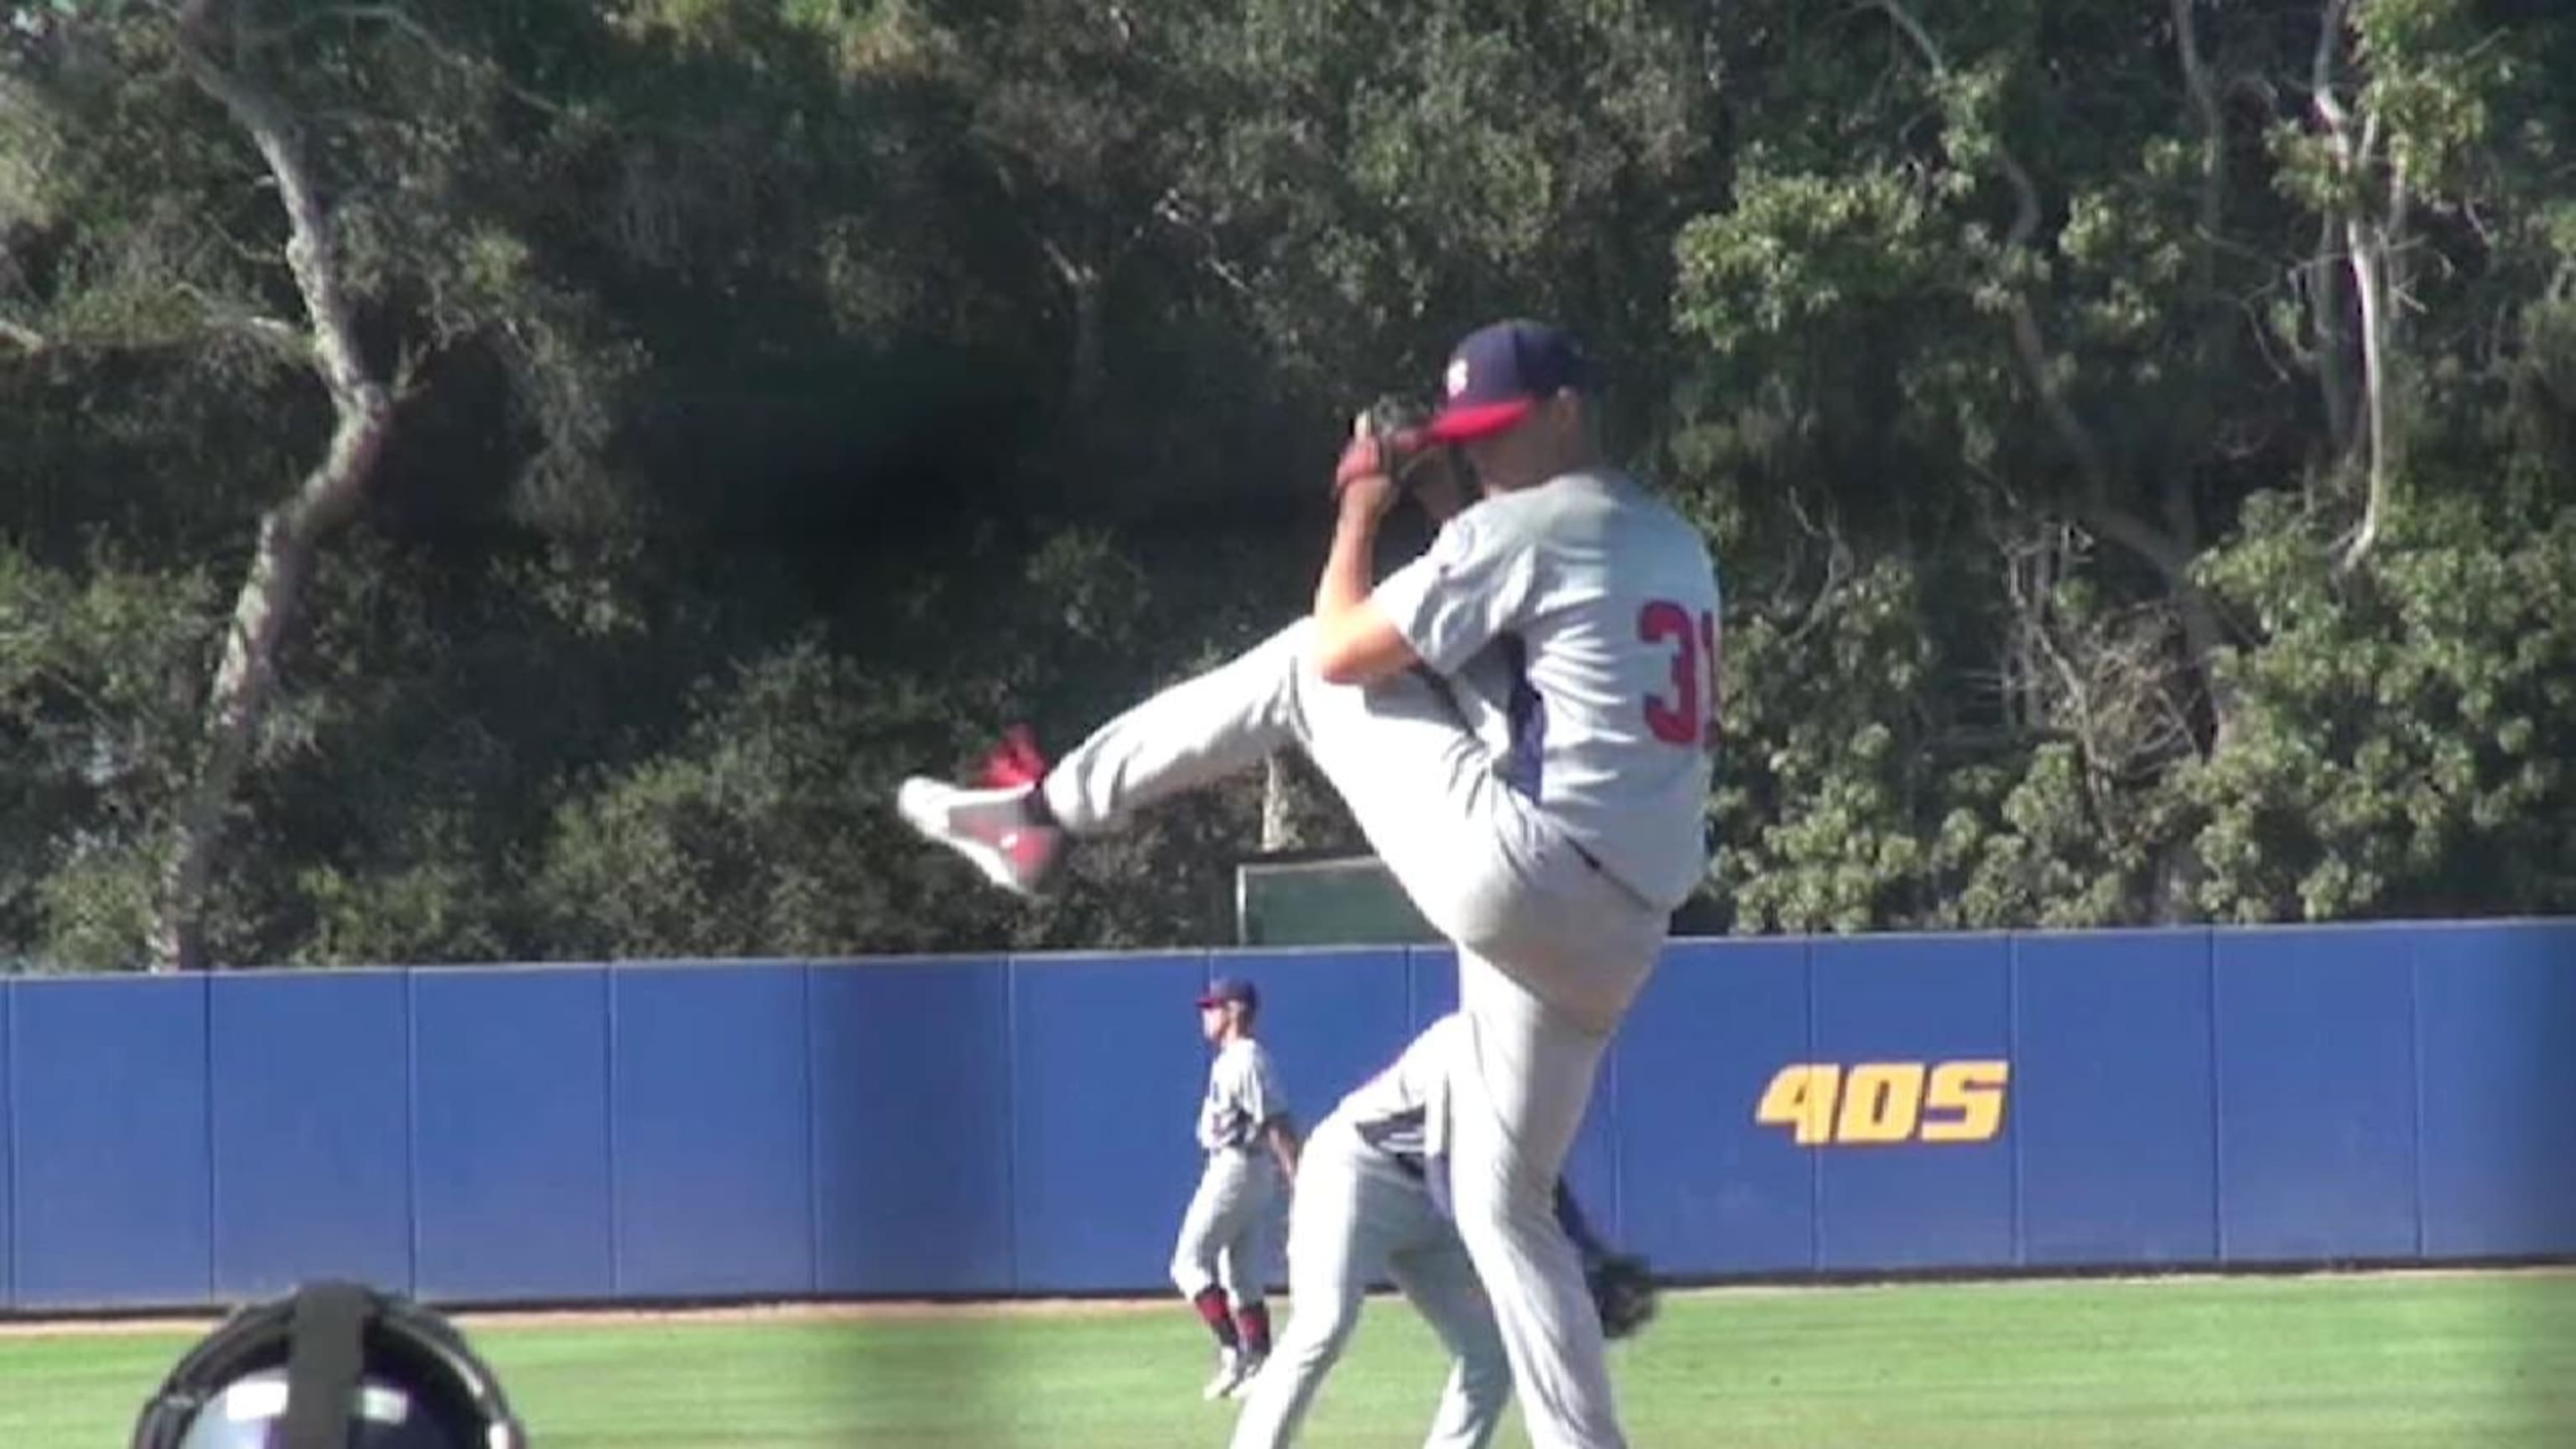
[1174,1150,1280,1308]
[1043,618,1665,1447]
[1228,1163,1285,1311]
[1439,933,1655,1449]
[1228,1119,1510,1449]
[1038,619,1647,1030]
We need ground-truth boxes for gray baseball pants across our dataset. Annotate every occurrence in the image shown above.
[1175,1148,1285,1308]
[1226,1114,1510,1449]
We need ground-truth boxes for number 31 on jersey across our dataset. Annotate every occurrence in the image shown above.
[1638,600,1720,747]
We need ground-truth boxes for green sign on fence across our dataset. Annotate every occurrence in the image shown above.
[1233,853,1441,948]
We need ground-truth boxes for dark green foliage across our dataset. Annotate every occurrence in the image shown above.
[0,0,2569,968]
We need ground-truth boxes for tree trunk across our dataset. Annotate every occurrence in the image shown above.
[2308,215,2357,458]
[1041,236,1107,415]
[2167,0,2225,550]
[1260,753,1296,854]
[2312,0,2402,574]
[2339,210,2396,571]
[153,3,394,972]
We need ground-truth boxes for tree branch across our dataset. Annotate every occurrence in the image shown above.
[2306,215,2357,455]
[224,313,309,355]
[176,5,392,506]
[2166,0,2225,552]
[1867,0,2115,502]
[2174,0,2223,184]
[2312,0,2355,134]
[172,283,313,361]
[1153,190,1255,299]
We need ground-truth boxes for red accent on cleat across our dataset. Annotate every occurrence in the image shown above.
[980,726,1050,787]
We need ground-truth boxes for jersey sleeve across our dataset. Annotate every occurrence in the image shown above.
[1370,506,1539,676]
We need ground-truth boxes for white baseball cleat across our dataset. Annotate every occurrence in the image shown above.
[896,727,1063,896]
[1202,1348,1252,1401]
[896,777,1062,896]
[1224,1351,1268,1400]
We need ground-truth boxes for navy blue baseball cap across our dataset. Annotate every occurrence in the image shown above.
[1424,319,1597,443]
[1197,977,1259,1010]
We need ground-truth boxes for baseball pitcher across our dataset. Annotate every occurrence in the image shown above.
[899,318,1721,1448]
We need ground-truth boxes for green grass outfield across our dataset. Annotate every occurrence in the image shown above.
[3,1270,2571,1447]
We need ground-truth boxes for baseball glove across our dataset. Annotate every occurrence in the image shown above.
[1333,395,1446,498]
[1587,1252,1660,1341]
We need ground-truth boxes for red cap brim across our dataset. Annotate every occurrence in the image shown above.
[1423,397,1537,443]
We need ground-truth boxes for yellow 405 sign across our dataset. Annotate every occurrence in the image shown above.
[1755,1060,2011,1145]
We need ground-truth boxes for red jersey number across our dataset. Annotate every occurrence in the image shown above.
[1639,600,1722,747]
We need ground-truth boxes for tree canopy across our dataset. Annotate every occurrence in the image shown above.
[1,0,2569,970]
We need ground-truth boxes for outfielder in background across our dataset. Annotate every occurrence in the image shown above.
[899,318,1722,1449]
[1176,976,1302,1401]
[1228,1012,1658,1449]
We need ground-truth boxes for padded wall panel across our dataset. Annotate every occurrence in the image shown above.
[2411,921,2576,1258]
[20,917,2565,1312]
[1811,935,2017,1270]
[1408,946,1458,1030]
[809,958,1015,1296]
[1563,1044,1621,1247]
[1010,953,1213,1293]
[1615,939,1813,1275]
[611,963,815,1296]
[210,971,413,1299]
[411,967,614,1302]
[2213,926,2420,1262]
[2012,930,2219,1267]
[10,977,212,1308]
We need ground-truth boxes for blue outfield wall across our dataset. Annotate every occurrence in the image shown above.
[0,919,2571,1312]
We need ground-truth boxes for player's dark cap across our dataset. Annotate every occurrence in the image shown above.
[1197,977,1259,1011]
[1423,319,1597,444]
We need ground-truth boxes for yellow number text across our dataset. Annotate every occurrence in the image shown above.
[1754,1059,2010,1146]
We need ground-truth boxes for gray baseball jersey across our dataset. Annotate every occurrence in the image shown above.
[1197,1038,1288,1151]
[1370,468,1723,913]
